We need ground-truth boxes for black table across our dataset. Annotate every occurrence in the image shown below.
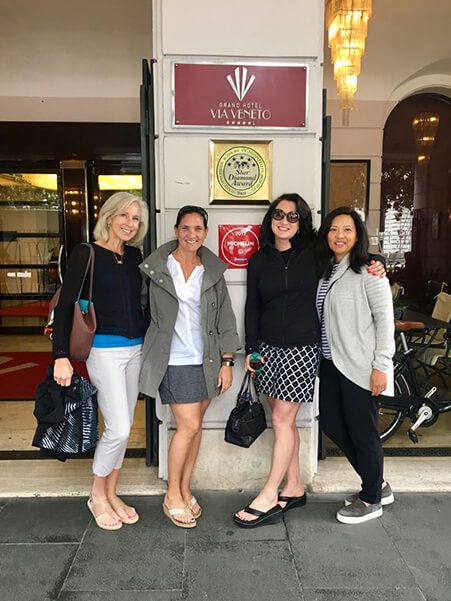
[401,309,450,331]
[400,309,450,361]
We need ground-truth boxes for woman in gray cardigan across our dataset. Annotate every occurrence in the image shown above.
[140,206,240,528]
[317,206,395,525]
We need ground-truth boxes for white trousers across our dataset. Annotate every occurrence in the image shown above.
[86,345,142,477]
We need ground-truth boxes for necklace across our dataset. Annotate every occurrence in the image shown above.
[113,252,124,265]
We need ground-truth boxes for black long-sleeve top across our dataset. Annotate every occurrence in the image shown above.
[245,245,320,354]
[52,243,146,359]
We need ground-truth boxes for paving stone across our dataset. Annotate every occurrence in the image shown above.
[59,592,182,600]
[62,499,185,593]
[381,494,451,601]
[0,543,77,601]
[0,497,90,543]
[184,540,301,601]
[285,502,413,590]
[1,493,450,601]
[186,491,287,542]
[303,589,425,601]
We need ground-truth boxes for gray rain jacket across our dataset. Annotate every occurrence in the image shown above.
[139,241,241,399]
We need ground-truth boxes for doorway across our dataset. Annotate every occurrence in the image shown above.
[0,121,148,460]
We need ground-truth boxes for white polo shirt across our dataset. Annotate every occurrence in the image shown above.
[167,253,205,365]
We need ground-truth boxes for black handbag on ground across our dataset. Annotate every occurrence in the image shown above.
[225,372,267,448]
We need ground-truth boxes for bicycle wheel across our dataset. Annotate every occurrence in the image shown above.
[378,373,410,442]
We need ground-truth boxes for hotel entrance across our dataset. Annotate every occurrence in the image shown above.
[0,122,150,467]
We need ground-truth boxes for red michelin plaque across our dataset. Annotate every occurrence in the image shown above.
[173,63,307,129]
[218,225,261,269]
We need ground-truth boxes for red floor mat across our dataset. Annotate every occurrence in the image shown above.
[0,352,88,400]
[0,301,50,317]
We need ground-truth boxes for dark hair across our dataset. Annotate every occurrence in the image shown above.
[259,193,316,250]
[317,206,369,277]
[175,205,208,228]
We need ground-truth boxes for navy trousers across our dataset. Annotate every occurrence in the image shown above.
[319,358,383,504]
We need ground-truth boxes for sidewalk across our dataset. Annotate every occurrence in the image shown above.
[1,492,450,601]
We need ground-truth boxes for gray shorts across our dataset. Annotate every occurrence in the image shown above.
[159,364,209,405]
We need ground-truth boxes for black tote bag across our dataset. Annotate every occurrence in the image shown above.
[224,372,267,448]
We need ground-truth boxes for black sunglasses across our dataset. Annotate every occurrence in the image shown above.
[272,208,300,224]
[176,205,208,225]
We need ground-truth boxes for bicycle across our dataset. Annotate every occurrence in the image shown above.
[378,319,451,443]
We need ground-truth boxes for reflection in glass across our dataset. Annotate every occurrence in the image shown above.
[381,93,450,313]
[329,160,369,220]
[0,172,62,328]
[95,174,142,221]
[380,162,414,268]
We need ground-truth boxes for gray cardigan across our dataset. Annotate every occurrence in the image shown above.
[139,241,241,399]
[318,255,395,394]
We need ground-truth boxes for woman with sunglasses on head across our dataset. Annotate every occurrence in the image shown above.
[317,207,394,524]
[140,205,240,528]
[234,194,385,528]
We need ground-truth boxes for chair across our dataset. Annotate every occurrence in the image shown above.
[391,282,406,319]
[421,291,451,366]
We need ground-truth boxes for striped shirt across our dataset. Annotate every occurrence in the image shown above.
[317,263,339,359]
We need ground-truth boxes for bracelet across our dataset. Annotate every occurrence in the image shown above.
[221,358,235,367]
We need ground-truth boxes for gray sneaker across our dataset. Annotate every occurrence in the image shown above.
[344,482,394,507]
[337,498,383,524]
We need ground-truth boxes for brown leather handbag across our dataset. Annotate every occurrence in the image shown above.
[45,243,96,361]
[69,244,97,361]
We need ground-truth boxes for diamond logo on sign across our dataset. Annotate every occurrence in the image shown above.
[226,67,256,101]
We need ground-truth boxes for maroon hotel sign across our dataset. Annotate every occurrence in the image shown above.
[173,62,308,129]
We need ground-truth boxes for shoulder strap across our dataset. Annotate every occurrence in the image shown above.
[76,243,95,303]
[57,245,65,285]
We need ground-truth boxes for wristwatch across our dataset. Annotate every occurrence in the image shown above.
[221,357,235,367]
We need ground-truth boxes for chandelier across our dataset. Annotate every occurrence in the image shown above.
[326,0,372,126]
[412,113,440,165]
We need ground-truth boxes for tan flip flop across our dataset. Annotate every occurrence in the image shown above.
[186,495,202,519]
[87,497,122,531]
[108,498,139,524]
[162,503,197,528]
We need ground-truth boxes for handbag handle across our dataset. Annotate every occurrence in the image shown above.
[236,371,260,405]
[76,243,95,305]
[237,371,251,397]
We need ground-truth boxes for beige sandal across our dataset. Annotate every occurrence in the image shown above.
[108,497,139,525]
[162,503,197,528]
[87,497,122,531]
[185,495,202,519]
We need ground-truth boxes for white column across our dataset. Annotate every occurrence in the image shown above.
[152,0,325,487]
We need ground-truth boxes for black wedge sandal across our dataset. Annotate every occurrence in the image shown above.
[277,492,307,513]
[233,504,283,528]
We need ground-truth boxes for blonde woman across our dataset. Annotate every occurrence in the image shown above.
[53,192,149,530]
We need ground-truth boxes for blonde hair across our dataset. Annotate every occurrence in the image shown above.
[93,192,149,247]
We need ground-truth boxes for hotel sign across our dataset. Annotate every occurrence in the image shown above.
[173,62,308,129]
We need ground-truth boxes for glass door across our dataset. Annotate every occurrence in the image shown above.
[89,163,143,222]
[0,171,63,333]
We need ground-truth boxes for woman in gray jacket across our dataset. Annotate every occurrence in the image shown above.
[317,206,395,525]
[140,206,240,528]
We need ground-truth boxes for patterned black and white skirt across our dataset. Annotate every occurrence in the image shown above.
[254,341,320,403]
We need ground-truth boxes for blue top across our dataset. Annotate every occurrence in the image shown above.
[92,334,144,348]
